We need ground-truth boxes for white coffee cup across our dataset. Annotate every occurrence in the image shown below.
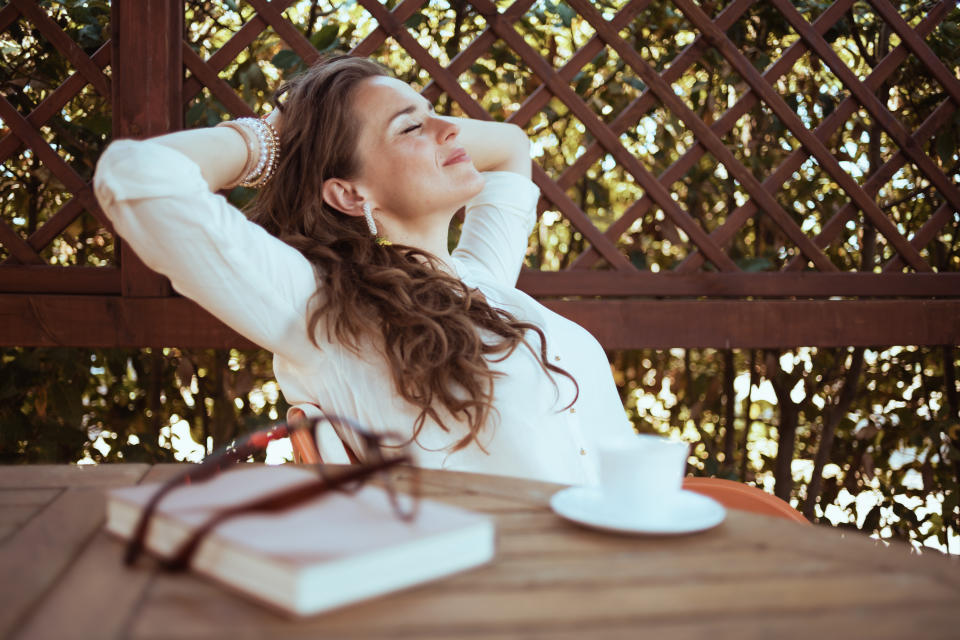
[597,434,689,511]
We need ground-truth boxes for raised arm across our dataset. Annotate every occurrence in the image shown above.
[145,108,282,191]
[438,116,531,178]
[93,110,320,361]
[447,116,540,285]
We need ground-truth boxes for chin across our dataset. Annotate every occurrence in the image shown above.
[439,166,485,211]
[463,166,485,195]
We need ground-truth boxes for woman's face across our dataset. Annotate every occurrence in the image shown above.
[349,76,484,228]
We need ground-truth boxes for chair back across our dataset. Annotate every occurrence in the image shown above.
[682,477,810,525]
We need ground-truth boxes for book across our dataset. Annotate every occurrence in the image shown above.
[105,465,495,617]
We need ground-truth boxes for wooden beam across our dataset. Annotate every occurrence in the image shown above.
[543,299,960,349]
[1,295,957,349]
[0,295,257,349]
[111,0,182,298]
[517,271,960,298]
[0,267,120,294]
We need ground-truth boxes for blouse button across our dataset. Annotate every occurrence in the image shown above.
[579,448,586,456]
[570,407,576,414]
[554,355,561,362]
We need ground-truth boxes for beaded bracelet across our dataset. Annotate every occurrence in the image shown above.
[216,117,281,188]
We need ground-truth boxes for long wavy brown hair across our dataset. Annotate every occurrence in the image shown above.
[248,56,577,453]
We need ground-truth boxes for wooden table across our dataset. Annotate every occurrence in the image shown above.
[1,464,958,639]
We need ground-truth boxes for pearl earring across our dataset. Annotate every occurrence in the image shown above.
[362,202,377,236]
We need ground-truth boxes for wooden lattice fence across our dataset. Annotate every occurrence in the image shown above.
[1,0,958,349]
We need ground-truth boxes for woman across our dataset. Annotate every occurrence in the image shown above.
[94,56,634,485]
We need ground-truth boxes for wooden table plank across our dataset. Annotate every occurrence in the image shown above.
[127,569,958,638]
[0,464,150,488]
[13,533,154,640]
[442,547,843,588]
[0,488,61,506]
[0,504,47,527]
[123,602,960,640]
[4,464,959,640]
[391,605,960,640]
[0,464,149,639]
[0,488,108,638]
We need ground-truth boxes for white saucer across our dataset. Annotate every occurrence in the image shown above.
[550,486,726,535]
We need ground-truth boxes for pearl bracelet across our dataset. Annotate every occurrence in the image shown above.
[217,117,281,188]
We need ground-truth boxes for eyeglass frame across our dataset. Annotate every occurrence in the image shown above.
[123,414,421,571]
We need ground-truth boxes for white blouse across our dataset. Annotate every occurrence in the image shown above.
[93,139,634,486]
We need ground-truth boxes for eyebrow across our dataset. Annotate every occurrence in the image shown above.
[387,101,434,128]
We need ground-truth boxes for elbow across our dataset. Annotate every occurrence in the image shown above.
[92,141,131,214]
[498,124,532,177]
[504,122,530,156]
[93,139,208,215]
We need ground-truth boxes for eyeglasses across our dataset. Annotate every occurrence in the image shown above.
[124,415,420,571]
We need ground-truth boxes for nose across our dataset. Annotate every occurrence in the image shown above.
[435,116,459,143]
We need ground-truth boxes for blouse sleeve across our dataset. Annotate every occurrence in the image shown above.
[93,139,321,361]
[452,171,540,286]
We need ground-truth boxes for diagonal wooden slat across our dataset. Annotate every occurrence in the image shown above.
[246,0,321,66]
[782,97,958,273]
[0,3,19,32]
[0,220,44,265]
[356,0,636,271]
[0,97,102,220]
[468,0,738,271]
[182,0,298,104]
[351,0,430,58]
[530,163,640,271]
[181,43,255,118]
[181,0,424,106]
[770,0,960,219]
[421,0,538,103]
[552,0,758,201]
[883,203,956,272]
[672,0,932,272]
[567,0,839,272]
[866,0,960,106]
[570,0,852,270]
[673,4,950,274]
[507,0,656,127]
[26,191,111,253]
[11,0,110,99]
[0,44,110,164]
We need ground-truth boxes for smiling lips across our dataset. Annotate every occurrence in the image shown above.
[443,148,470,166]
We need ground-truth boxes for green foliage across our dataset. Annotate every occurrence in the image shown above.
[0,0,113,265]
[2,0,959,554]
[0,347,285,464]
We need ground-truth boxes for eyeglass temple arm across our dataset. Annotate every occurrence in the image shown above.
[124,423,293,566]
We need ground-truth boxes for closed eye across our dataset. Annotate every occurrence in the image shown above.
[402,123,423,134]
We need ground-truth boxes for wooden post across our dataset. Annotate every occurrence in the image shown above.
[111,0,183,297]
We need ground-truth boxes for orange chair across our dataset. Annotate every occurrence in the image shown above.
[682,477,810,525]
[287,407,317,463]
[288,406,361,464]
[288,412,808,526]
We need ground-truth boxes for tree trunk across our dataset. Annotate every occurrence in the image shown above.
[766,350,799,501]
[722,349,736,474]
[148,348,164,445]
[209,349,235,450]
[738,350,758,481]
[803,347,865,520]
[942,345,960,546]
[774,401,798,501]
